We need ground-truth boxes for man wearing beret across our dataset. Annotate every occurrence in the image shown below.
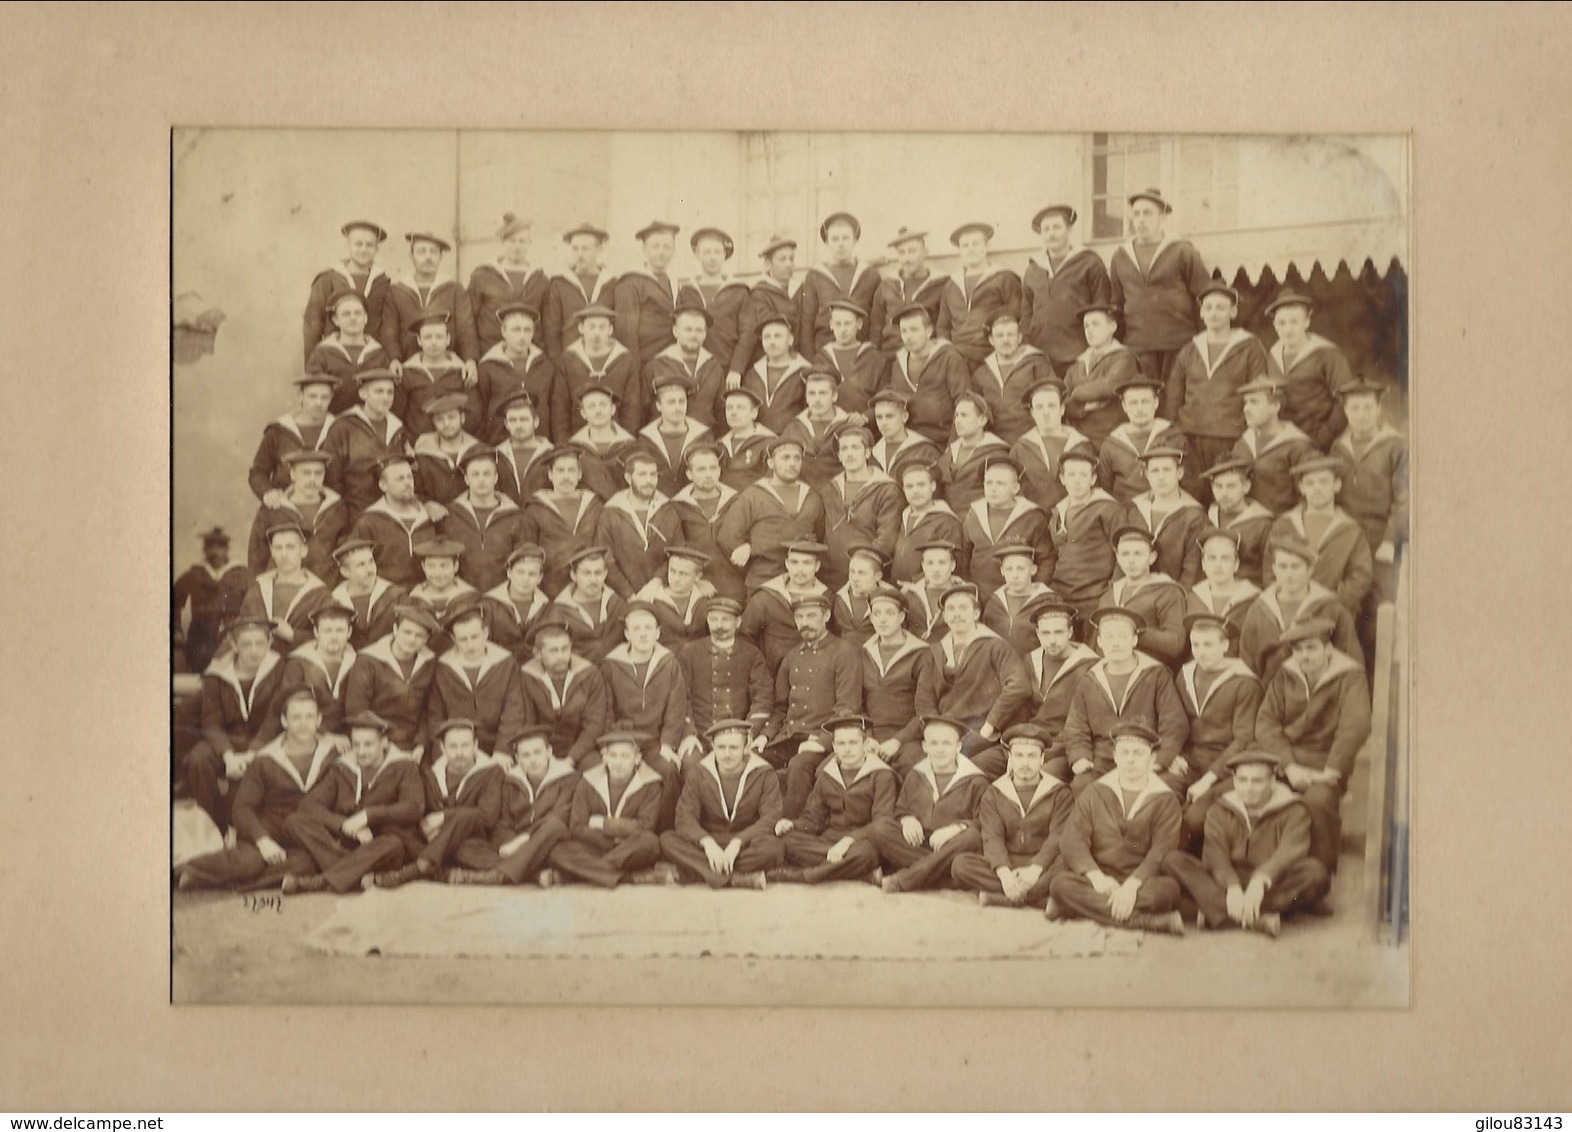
[760,593,864,819]
[677,228,750,394]
[1099,373,1189,505]
[1264,290,1353,452]
[1331,378,1409,662]
[1254,617,1371,875]
[492,390,555,504]
[1061,606,1188,794]
[543,222,616,363]
[736,540,831,672]
[468,214,549,359]
[254,603,357,747]
[981,544,1057,657]
[307,292,394,417]
[247,450,348,586]
[635,546,713,650]
[868,390,942,491]
[405,541,480,652]
[716,437,827,593]
[1186,526,1261,644]
[1018,599,1099,759]
[668,442,746,602]
[1238,535,1361,683]
[870,227,945,354]
[347,455,438,587]
[1012,378,1093,514]
[322,368,412,520]
[1048,721,1185,935]
[797,212,882,357]
[182,616,289,836]
[821,429,902,593]
[425,602,527,759]
[438,448,530,594]
[911,583,1032,779]
[303,220,393,364]
[482,544,552,664]
[937,222,1022,367]
[827,545,895,648]
[1041,447,1124,625]
[772,714,897,886]
[936,392,1013,513]
[779,368,861,489]
[281,710,428,895]
[1265,455,1374,618]
[715,387,778,492]
[644,310,726,438]
[396,311,472,440]
[329,537,407,651]
[874,715,990,894]
[375,718,506,888]
[593,446,690,599]
[442,724,578,887]
[889,302,973,446]
[600,602,691,827]
[408,391,485,505]
[343,604,440,762]
[812,299,887,417]
[1174,611,1263,842]
[676,597,774,762]
[559,307,644,437]
[734,235,802,381]
[1164,748,1332,933]
[1170,281,1269,496]
[249,374,338,503]
[1097,526,1188,667]
[178,686,337,892]
[1020,204,1113,378]
[890,461,962,586]
[952,723,1075,908]
[1230,378,1323,516]
[961,453,1050,601]
[550,726,671,888]
[1202,458,1276,588]
[972,311,1054,445]
[1124,446,1210,587]
[740,313,814,438]
[384,232,479,380]
[1106,189,1212,418]
[614,220,681,372]
[1063,302,1142,448]
[551,545,627,665]
[518,617,611,772]
[860,589,936,764]
[660,719,786,889]
[476,304,561,445]
[240,521,334,654]
[567,384,641,498]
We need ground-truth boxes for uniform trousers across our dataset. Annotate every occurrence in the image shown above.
[453,817,570,884]
[951,852,1059,907]
[1047,870,1182,926]
[418,807,492,870]
[548,831,662,888]
[658,831,786,888]
[758,737,827,820]
[1162,851,1330,925]
[182,742,236,834]
[782,831,881,883]
[180,843,317,891]
[1299,782,1347,874]
[283,810,411,893]
[870,827,982,891]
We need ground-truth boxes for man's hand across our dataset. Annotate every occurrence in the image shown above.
[725,371,742,391]
[498,832,530,857]
[846,412,869,430]
[354,829,374,846]
[723,839,742,870]
[1317,768,1342,788]
[1088,870,1119,897]
[1226,884,1246,926]
[1168,754,1190,779]
[262,489,287,510]
[342,810,369,837]
[677,735,704,762]
[730,543,751,568]
[826,836,855,865]
[750,733,769,753]
[329,733,352,757]
[491,751,515,770]
[588,815,605,832]
[878,738,901,760]
[1285,764,1316,791]
[900,816,925,847]
[420,812,445,841]
[702,837,729,874]
[462,360,479,387]
[659,745,680,767]
[929,824,964,852]
[424,501,449,523]
[256,835,286,866]
[222,750,254,780]
[1108,877,1141,922]
[1017,863,1044,895]
[1072,758,1095,777]
[774,818,794,837]
[1241,875,1268,927]
[274,623,296,644]
[1187,770,1217,804]
[694,578,717,599]
[1376,540,1396,565]
[389,359,403,377]
[996,867,1024,903]
[978,722,995,742]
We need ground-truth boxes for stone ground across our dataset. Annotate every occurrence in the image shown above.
[172,847,1407,1008]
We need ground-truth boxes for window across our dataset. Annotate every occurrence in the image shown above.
[740,132,847,267]
[1087,133,1239,241]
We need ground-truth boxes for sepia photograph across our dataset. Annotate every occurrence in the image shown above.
[170,126,1410,1009]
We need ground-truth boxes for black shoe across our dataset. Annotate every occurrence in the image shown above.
[282,873,331,895]
[372,862,426,889]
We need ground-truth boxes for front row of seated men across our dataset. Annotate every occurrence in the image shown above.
[178,668,1334,937]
